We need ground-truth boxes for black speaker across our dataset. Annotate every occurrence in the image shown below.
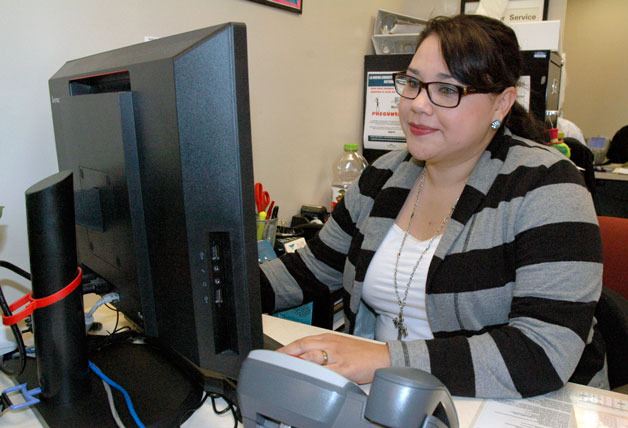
[25,170,89,405]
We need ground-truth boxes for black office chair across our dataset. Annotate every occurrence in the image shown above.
[607,125,628,164]
[563,137,596,196]
[595,287,628,392]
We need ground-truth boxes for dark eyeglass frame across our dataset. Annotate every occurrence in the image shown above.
[392,72,485,108]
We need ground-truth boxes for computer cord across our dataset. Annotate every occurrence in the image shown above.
[0,261,30,377]
[89,360,146,428]
[81,275,113,295]
[209,392,240,428]
[176,391,209,426]
[104,302,123,335]
[84,292,120,331]
[101,378,126,428]
[0,261,31,281]
[0,290,27,377]
[173,375,239,427]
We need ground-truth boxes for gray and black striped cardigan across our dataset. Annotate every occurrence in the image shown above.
[260,130,605,398]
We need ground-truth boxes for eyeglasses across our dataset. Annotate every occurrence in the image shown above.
[393,73,483,108]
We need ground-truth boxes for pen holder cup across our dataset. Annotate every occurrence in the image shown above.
[257,217,278,247]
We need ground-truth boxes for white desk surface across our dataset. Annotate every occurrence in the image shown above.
[595,164,628,182]
[1,310,626,427]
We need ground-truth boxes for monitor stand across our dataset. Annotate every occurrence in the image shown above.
[16,334,204,427]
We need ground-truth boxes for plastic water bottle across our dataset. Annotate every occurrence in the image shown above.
[331,144,368,210]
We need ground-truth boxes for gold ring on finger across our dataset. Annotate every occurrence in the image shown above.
[320,349,329,366]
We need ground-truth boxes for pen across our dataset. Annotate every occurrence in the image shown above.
[271,205,279,219]
[267,201,275,219]
[257,211,267,240]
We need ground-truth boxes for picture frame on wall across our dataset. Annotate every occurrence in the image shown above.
[460,0,548,22]
[247,0,303,14]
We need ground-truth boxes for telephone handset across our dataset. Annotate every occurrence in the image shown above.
[237,350,459,428]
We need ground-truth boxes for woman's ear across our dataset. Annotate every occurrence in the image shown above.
[495,86,518,118]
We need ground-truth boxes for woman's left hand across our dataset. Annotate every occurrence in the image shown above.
[277,333,390,384]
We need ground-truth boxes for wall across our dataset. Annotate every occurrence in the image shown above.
[562,0,628,139]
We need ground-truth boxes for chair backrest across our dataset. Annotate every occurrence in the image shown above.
[595,287,628,390]
[598,216,628,299]
[607,125,628,164]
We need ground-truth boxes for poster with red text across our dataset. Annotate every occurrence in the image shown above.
[363,72,406,151]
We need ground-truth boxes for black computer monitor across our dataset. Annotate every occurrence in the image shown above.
[49,22,263,383]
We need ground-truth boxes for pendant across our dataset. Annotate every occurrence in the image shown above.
[393,313,408,340]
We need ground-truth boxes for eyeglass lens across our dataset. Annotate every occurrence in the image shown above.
[394,74,462,108]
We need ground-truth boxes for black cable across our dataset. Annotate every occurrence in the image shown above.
[0,312,27,378]
[88,327,137,355]
[177,391,210,426]
[0,324,26,376]
[0,261,31,281]
[22,317,33,334]
[209,393,232,415]
[222,378,242,425]
[82,277,112,295]
[209,393,240,428]
[107,306,121,335]
[0,262,30,376]
[1,391,12,414]
[229,400,240,428]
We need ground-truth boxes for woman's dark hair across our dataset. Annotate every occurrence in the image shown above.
[416,14,545,142]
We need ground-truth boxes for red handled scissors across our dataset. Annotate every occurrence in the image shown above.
[254,182,271,214]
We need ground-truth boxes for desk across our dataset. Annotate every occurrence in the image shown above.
[594,165,628,218]
[595,171,628,182]
[1,313,626,427]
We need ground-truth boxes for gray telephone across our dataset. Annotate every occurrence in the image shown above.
[237,350,459,428]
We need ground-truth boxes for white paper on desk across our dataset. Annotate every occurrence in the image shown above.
[612,167,628,175]
[471,385,628,428]
[472,397,574,428]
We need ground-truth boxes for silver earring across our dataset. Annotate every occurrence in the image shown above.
[490,119,502,130]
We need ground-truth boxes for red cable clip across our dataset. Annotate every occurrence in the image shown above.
[2,267,83,326]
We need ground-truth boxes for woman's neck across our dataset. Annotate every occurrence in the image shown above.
[423,156,478,190]
[422,128,495,188]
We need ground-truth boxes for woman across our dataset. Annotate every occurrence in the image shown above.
[260,14,605,398]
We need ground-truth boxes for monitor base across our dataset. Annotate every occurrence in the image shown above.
[15,334,204,427]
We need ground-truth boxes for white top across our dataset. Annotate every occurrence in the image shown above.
[362,223,437,341]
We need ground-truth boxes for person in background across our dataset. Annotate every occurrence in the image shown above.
[259,14,605,398]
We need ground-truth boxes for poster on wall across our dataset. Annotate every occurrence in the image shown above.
[461,0,548,23]
[363,72,406,151]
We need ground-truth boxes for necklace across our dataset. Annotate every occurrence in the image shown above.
[392,172,457,340]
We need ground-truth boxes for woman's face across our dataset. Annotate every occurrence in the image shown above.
[398,34,511,167]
